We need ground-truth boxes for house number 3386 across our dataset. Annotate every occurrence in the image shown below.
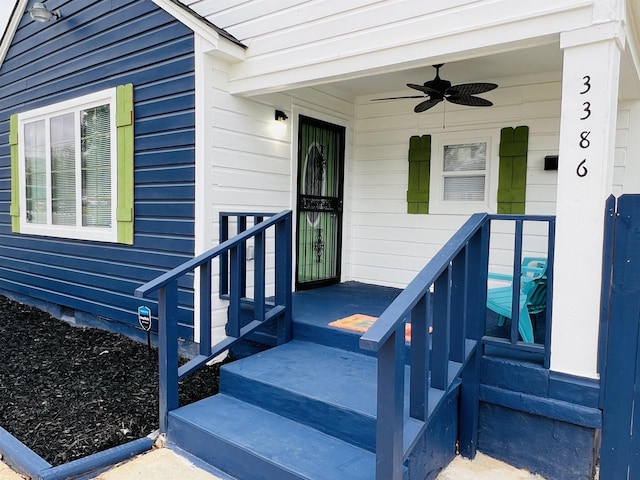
[577,75,591,177]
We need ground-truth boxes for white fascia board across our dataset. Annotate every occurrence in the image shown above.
[560,20,626,49]
[0,0,29,69]
[151,0,245,63]
[228,33,561,97]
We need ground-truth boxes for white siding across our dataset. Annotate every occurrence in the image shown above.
[617,100,640,195]
[349,73,564,287]
[205,55,355,339]
[345,73,634,288]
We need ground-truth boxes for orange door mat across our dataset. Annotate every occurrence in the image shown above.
[328,314,412,342]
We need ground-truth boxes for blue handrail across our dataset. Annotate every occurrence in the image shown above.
[359,213,555,479]
[135,210,292,431]
[360,213,489,480]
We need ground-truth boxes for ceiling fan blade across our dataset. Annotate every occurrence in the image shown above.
[446,82,498,96]
[446,95,493,107]
[414,98,443,113]
[407,83,440,96]
[370,95,427,101]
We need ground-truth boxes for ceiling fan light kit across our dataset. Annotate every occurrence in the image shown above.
[372,64,498,113]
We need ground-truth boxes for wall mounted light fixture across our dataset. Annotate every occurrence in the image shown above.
[544,155,558,171]
[29,1,61,22]
[275,110,288,122]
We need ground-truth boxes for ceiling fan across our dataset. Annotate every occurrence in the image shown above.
[372,64,498,113]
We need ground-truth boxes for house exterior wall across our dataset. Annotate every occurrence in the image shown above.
[347,77,638,290]
[199,53,356,339]
[351,75,552,287]
[0,0,196,339]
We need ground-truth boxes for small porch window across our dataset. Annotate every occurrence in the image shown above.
[429,131,499,214]
[443,142,486,201]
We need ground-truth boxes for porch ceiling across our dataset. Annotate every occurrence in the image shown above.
[320,43,564,99]
[298,41,640,102]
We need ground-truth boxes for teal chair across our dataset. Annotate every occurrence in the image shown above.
[486,257,547,343]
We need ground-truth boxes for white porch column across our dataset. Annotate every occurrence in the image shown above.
[551,23,624,378]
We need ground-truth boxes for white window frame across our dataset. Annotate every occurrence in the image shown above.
[429,130,500,215]
[17,88,119,242]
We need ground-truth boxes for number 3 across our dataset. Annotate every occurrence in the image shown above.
[580,76,591,94]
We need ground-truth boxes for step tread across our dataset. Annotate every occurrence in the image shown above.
[170,394,375,480]
[222,340,378,416]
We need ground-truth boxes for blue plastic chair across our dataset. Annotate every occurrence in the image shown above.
[486,257,547,343]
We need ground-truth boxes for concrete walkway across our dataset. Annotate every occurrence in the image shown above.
[436,452,548,480]
[94,448,226,480]
[95,449,549,479]
[0,449,548,480]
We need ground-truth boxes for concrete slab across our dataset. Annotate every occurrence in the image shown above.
[436,452,548,480]
[93,448,226,480]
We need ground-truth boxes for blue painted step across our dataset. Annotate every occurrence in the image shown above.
[292,281,401,355]
[220,340,380,451]
[168,394,376,480]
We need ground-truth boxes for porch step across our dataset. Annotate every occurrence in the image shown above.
[219,340,382,451]
[168,394,377,480]
[292,281,401,355]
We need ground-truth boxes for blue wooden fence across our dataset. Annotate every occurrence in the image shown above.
[135,210,292,431]
[600,194,640,479]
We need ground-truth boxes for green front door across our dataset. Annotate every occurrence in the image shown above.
[296,115,345,290]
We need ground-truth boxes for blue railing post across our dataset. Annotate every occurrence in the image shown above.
[275,212,292,344]
[410,294,430,421]
[237,216,248,298]
[431,266,452,390]
[376,325,404,480]
[228,246,241,338]
[468,221,490,341]
[158,280,179,433]
[510,220,524,344]
[199,261,212,357]
[459,222,489,459]
[450,248,468,363]
[254,231,266,323]
[545,218,556,369]
[219,213,229,296]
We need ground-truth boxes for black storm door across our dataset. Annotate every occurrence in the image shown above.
[296,115,345,290]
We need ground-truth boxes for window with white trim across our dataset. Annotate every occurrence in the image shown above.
[17,88,119,242]
[429,131,500,214]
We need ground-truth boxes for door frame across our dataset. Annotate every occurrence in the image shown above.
[291,107,349,291]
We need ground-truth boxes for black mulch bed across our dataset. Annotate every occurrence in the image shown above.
[0,295,230,466]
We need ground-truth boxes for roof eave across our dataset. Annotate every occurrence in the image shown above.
[0,0,29,70]
[151,0,246,62]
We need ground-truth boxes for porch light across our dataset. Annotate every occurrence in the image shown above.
[544,155,558,171]
[29,2,61,22]
[275,110,288,122]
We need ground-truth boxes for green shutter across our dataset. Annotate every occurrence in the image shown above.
[9,114,20,233]
[116,84,134,244]
[497,126,529,214]
[407,135,431,214]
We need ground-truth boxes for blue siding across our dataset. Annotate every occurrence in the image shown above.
[0,0,196,338]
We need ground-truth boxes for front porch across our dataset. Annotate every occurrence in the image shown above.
[132,209,603,480]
